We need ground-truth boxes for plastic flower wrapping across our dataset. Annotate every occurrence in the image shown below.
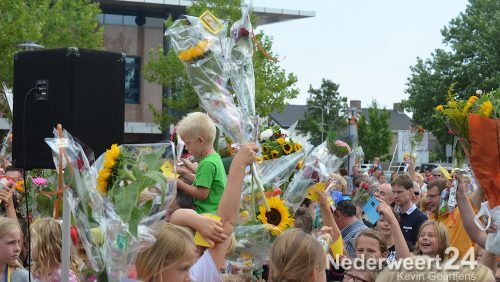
[434,86,500,255]
[45,129,177,279]
[283,142,364,215]
[166,4,274,210]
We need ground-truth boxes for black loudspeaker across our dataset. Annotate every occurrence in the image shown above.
[12,48,125,169]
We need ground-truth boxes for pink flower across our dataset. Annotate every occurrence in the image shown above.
[32,177,48,186]
[334,140,352,153]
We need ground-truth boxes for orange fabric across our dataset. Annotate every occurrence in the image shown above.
[468,114,500,207]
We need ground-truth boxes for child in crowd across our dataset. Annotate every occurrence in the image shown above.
[374,201,410,263]
[0,217,29,281]
[31,218,78,282]
[268,228,326,282]
[413,220,449,260]
[176,112,227,214]
[135,143,258,282]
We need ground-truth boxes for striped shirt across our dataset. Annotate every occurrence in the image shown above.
[341,219,368,258]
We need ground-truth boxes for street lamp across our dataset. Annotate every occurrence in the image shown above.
[310,105,325,143]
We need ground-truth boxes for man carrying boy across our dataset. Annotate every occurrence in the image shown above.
[176,112,227,214]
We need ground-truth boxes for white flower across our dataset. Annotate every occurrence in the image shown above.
[279,128,289,137]
[260,129,273,141]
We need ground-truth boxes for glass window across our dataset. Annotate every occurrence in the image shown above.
[125,56,141,104]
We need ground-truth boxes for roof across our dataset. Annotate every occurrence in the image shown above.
[98,0,315,25]
[270,104,412,131]
[359,109,412,131]
[269,104,307,128]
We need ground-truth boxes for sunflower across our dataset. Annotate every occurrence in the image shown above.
[276,137,286,145]
[97,144,121,195]
[262,144,269,155]
[257,197,293,236]
[294,142,302,152]
[282,143,293,154]
[263,155,269,161]
[271,150,280,159]
[178,40,210,61]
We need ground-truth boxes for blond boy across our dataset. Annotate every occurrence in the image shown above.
[176,112,227,214]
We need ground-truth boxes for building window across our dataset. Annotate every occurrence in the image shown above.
[125,56,140,104]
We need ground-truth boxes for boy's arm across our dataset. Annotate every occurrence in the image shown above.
[0,188,17,220]
[169,208,227,246]
[456,174,487,248]
[176,179,210,200]
[209,144,257,269]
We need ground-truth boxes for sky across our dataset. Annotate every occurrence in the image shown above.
[252,0,469,110]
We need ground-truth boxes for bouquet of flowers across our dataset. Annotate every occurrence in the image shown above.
[434,86,500,255]
[166,4,271,210]
[326,131,351,158]
[46,128,177,279]
[259,126,302,160]
[91,143,177,279]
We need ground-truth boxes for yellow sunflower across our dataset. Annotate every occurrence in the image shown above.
[257,197,294,236]
[271,150,280,159]
[282,143,293,154]
[263,155,269,160]
[276,137,286,145]
[262,144,269,154]
[178,40,210,61]
[294,142,302,152]
[106,144,120,162]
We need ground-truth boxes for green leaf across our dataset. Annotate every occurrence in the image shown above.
[111,182,139,224]
[143,171,169,203]
[129,207,144,237]
[143,146,166,172]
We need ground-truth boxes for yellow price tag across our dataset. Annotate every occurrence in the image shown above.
[199,10,223,34]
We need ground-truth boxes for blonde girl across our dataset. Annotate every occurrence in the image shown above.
[31,218,78,282]
[268,228,326,282]
[414,220,449,260]
[0,217,29,281]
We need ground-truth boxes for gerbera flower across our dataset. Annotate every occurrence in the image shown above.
[257,197,293,236]
[282,143,293,154]
[271,150,280,159]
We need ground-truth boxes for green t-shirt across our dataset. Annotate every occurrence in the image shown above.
[193,153,227,214]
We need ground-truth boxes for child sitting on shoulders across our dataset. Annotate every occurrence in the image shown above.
[176,112,227,214]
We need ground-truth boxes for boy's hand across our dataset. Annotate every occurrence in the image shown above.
[455,174,467,199]
[233,143,258,166]
[196,216,227,247]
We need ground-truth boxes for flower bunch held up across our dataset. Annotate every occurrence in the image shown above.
[260,126,302,160]
[326,131,351,158]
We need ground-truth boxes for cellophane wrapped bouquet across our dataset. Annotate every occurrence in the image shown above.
[434,85,500,255]
[46,128,177,280]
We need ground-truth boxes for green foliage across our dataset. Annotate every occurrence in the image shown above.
[357,101,392,162]
[297,79,348,146]
[0,0,103,119]
[144,0,298,130]
[404,0,500,151]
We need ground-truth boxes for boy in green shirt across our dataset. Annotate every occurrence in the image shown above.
[176,112,227,214]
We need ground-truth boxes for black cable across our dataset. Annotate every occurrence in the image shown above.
[21,87,36,282]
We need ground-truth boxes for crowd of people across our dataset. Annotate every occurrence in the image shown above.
[0,111,499,281]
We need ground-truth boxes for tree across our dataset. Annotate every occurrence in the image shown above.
[403,0,500,151]
[297,79,348,146]
[357,101,392,162]
[0,0,103,118]
[144,0,299,130]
